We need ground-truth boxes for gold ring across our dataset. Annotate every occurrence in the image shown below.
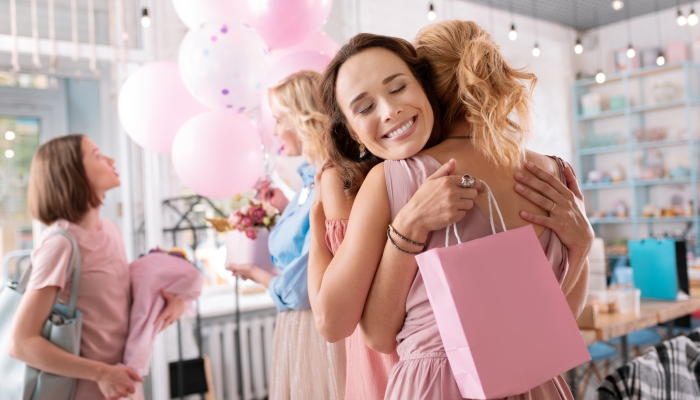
[549,203,557,213]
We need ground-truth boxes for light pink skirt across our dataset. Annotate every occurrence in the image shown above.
[269,308,346,400]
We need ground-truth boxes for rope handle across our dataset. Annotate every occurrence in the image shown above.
[444,181,507,247]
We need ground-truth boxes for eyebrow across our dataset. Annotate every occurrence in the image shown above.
[348,73,407,108]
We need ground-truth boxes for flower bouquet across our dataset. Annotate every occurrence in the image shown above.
[207,200,280,274]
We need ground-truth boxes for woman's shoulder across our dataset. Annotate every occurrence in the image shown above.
[320,167,354,220]
[525,150,559,176]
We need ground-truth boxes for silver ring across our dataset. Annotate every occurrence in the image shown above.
[460,174,475,188]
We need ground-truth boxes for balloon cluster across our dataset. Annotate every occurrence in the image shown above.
[118,0,339,198]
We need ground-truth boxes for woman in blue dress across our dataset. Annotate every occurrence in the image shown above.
[227,70,345,400]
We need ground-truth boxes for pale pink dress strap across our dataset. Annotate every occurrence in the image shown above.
[325,220,400,400]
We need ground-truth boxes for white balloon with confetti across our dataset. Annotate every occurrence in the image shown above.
[179,20,271,111]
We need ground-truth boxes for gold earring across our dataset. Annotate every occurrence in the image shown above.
[359,144,367,159]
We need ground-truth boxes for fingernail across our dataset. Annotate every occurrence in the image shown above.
[526,162,535,169]
[520,211,529,218]
[515,172,524,179]
[515,184,524,192]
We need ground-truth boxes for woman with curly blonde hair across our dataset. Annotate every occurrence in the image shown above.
[227,70,345,399]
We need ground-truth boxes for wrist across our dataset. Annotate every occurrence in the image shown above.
[392,209,429,245]
[92,362,110,382]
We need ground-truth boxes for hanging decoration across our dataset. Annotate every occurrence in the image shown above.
[690,3,698,26]
[573,0,582,54]
[88,0,98,76]
[655,0,666,66]
[31,0,41,69]
[612,1,623,11]
[677,1,687,26]
[141,8,151,28]
[48,0,57,72]
[428,3,436,21]
[595,9,605,84]
[531,0,539,57]
[626,6,635,59]
[10,0,19,72]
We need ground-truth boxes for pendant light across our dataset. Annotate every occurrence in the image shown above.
[626,7,635,59]
[689,3,698,26]
[627,44,635,58]
[596,71,606,83]
[427,3,436,21]
[573,0,582,54]
[595,10,605,84]
[575,38,583,54]
[508,0,517,41]
[141,7,150,28]
[655,0,665,65]
[532,0,540,57]
[612,0,624,11]
[677,0,687,26]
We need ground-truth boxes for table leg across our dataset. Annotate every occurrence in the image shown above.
[568,369,578,400]
[621,335,629,364]
[667,320,675,339]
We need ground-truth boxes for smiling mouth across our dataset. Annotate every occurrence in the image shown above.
[383,116,416,139]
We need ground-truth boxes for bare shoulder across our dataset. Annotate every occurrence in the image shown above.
[320,167,354,220]
[354,162,388,206]
[525,150,557,176]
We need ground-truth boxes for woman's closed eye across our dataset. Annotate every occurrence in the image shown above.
[390,84,407,94]
[358,103,375,115]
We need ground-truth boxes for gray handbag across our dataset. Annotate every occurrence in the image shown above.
[0,230,83,400]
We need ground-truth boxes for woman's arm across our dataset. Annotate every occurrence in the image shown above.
[514,162,593,318]
[308,168,352,312]
[9,286,142,399]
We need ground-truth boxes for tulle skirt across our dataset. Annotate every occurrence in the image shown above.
[269,308,346,400]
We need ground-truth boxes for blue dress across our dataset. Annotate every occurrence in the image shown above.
[267,161,316,312]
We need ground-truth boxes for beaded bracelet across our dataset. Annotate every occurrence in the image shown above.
[388,224,427,247]
[386,229,424,255]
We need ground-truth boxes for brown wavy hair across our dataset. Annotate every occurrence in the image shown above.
[319,33,444,198]
[269,70,328,168]
[28,134,101,225]
[415,20,536,172]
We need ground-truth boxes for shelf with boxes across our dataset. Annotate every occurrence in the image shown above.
[573,61,700,254]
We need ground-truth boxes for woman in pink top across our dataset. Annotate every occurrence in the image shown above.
[309,29,592,398]
[9,134,185,400]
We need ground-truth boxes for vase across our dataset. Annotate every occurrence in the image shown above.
[225,229,280,275]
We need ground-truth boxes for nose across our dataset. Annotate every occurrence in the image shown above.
[381,99,402,123]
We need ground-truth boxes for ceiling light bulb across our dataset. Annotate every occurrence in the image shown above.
[532,44,540,57]
[5,131,15,140]
[689,9,698,26]
[657,53,666,66]
[627,44,635,58]
[596,71,606,84]
[509,24,517,41]
[574,38,583,54]
[678,9,687,26]
[141,8,150,28]
[612,0,624,11]
[5,149,14,158]
[427,4,436,21]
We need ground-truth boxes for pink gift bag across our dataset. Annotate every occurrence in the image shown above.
[415,184,590,399]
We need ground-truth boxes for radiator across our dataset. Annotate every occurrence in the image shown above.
[200,306,277,400]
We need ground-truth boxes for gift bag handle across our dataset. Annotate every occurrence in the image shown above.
[445,181,507,247]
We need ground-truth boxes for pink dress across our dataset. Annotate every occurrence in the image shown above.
[383,155,575,400]
[325,220,401,400]
[28,218,131,400]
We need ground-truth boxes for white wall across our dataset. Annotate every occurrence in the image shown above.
[325,0,579,164]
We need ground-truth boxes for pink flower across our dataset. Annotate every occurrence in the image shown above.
[228,212,242,227]
[245,227,257,240]
[251,207,266,224]
[241,216,253,228]
[236,225,243,231]
[240,205,250,215]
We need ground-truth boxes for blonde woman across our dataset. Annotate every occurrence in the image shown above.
[227,70,346,400]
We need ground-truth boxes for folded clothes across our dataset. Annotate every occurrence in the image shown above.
[123,252,203,376]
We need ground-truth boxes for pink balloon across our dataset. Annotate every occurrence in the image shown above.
[118,61,208,154]
[172,110,264,198]
[259,51,332,148]
[172,0,248,29]
[244,0,333,50]
[269,31,340,63]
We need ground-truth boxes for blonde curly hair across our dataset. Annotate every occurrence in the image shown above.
[268,70,328,167]
[414,20,537,172]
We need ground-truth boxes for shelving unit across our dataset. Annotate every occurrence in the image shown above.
[572,61,700,253]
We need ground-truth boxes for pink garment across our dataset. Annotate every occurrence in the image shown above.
[383,154,573,400]
[124,252,203,376]
[325,220,400,400]
[28,219,131,400]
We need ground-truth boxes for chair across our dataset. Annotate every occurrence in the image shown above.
[578,341,618,399]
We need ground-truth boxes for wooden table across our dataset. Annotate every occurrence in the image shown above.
[580,329,597,346]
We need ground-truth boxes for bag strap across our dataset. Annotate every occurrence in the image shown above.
[445,181,507,247]
[17,229,82,318]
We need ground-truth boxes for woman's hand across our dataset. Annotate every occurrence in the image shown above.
[96,364,143,400]
[514,161,594,260]
[259,182,289,213]
[227,263,275,288]
[154,289,185,332]
[393,159,484,244]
